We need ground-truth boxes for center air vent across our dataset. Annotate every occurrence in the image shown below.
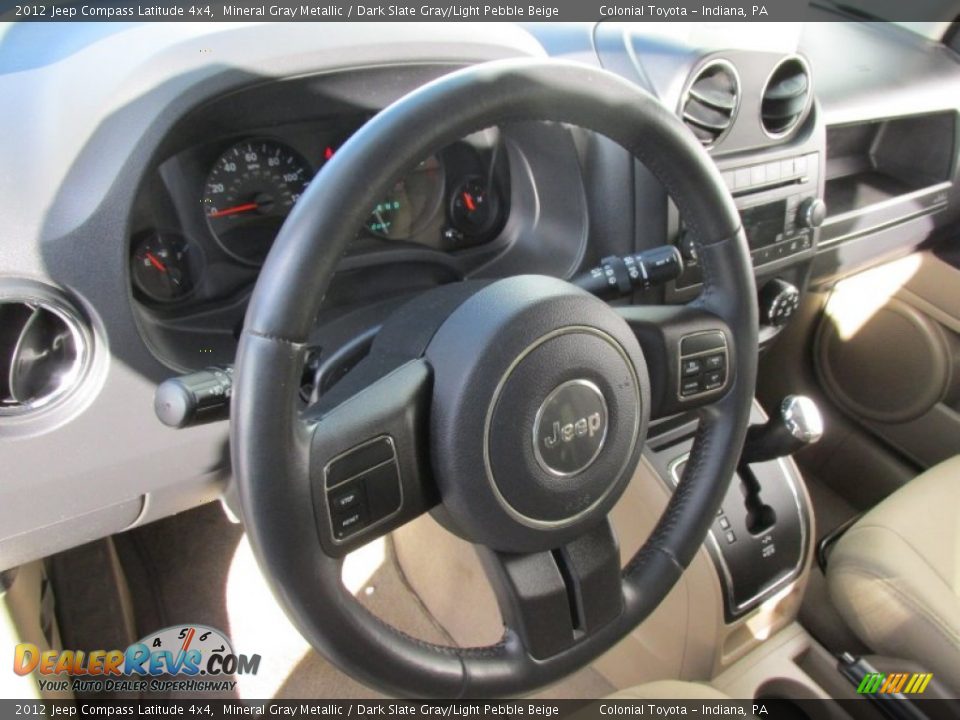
[0,296,89,416]
[681,60,740,148]
[761,57,811,137]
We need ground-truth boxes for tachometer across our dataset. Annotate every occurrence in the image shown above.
[203,139,312,265]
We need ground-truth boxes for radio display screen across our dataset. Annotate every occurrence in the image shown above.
[741,200,786,250]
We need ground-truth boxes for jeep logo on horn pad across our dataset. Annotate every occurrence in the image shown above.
[532,380,609,477]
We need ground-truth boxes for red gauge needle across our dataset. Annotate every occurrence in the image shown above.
[462,192,477,212]
[180,627,196,653]
[145,253,167,272]
[208,202,259,219]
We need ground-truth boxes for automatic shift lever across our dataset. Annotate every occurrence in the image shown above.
[741,395,824,465]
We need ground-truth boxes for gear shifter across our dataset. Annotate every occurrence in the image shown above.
[741,395,824,465]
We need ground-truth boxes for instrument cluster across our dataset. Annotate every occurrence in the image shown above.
[130,120,509,306]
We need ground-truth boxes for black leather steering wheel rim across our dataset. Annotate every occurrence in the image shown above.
[232,58,758,698]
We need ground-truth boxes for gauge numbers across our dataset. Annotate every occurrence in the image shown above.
[203,139,312,265]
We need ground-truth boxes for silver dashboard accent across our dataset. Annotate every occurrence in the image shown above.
[0,292,92,418]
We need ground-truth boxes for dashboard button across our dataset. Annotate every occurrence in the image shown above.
[326,436,395,488]
[704,370,725,390]
[680,332,725,355]
[703,353,725,371]
[681,378,702,397]
[682,358,703,377]
[330,483,363,512]
[332,507,368,540]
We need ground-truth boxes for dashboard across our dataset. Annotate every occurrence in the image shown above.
[1,20,959,570]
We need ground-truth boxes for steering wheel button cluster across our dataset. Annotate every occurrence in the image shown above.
[678,332,729,400]
[321,436,403,543]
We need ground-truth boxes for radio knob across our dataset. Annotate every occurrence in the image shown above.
[760,279,801,327]
[797,198,826,228]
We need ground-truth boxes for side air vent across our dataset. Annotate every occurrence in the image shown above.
[0,294,90,416]
[761,57,811,137]
[681,60,740,148]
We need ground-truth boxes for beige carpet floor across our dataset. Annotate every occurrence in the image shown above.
[110,502,613,700]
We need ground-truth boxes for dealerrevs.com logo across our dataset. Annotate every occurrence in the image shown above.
[14,625,260,694]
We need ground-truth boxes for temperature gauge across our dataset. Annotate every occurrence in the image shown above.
[131,233,200,304]
[449,177,500,239]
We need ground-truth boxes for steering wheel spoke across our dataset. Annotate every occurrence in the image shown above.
[307,359,437,557]
[476,520,623,661]
[617,304,735,420]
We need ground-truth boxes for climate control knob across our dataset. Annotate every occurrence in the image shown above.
[797,197,826,228]
[760,278,801,327]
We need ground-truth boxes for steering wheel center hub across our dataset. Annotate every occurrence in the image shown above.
[425,276,651,552]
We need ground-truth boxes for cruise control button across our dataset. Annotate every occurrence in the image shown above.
[333,507,368,540]
[719,516,731,530]
[326,436,395,488]
[725,530,737,544]
[680,332,725,355]
[330,483,363,512]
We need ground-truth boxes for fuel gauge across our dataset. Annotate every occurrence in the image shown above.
[449,177,500,239]
[131,233,200,304]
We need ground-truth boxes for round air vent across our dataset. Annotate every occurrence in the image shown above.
[0,293,91,416]
[680,60,740,148]
[761,56,811,138]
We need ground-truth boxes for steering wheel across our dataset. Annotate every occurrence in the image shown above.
[232,58,758,698]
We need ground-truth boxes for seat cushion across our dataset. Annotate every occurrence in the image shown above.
[607,680,734,700]
[827,454,960,691]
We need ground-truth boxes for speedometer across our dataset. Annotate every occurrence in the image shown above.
[202,139,312,265]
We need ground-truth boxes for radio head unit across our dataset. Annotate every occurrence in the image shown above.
[673,152,823,289]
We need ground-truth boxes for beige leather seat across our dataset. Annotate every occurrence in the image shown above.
[607,680,735,700]
[827,455,960,691]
